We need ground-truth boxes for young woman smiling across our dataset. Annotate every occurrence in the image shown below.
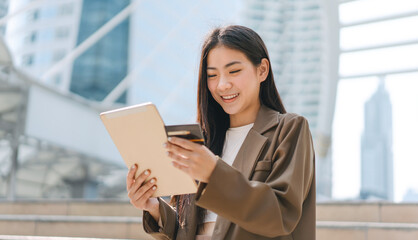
[126,25,316,240]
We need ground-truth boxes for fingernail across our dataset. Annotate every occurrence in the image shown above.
[150,178,155,184]
[166,151,170,156]
[168,137,172,141]
[144,170,150,176]
[131,165,136,170]
[152,186,157,190]
[163,143,167,148]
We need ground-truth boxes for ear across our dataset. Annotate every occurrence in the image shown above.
[257,58,269,83]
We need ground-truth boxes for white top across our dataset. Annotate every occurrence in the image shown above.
[204,123,254,223]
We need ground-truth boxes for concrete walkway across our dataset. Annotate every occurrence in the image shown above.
[1,200,418,240]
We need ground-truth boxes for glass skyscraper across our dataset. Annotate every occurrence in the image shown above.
[70,0,130,103]
[361,79,394,201]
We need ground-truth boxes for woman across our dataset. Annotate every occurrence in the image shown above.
[126,25,316,240]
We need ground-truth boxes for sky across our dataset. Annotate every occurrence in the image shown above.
[332,0,418,202]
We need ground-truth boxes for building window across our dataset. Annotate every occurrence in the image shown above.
[23,32,37,44]
[55,27,70,39]
[22,54,34,66]
[40,29,54,42]
[27,9,40,21]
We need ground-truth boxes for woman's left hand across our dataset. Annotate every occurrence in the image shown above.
[165,137,218,183]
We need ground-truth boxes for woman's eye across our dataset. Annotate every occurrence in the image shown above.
[208,74,216,78]
[230,69,241,74]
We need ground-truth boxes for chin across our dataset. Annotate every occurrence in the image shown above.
[215,98,240,115]
[220,105,239,115]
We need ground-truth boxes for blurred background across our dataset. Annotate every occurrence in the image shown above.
[0,0,417,239]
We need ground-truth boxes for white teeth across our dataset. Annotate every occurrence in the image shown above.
[222,94,239,100]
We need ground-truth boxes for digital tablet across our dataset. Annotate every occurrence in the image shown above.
[100,102,198,197]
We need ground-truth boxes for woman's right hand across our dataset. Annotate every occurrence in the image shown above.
[127,164,160,221]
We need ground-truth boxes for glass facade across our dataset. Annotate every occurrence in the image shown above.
[70,0,130,103]
[0,0,8,35]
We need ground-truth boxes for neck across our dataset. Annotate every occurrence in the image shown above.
[229,101,260,128]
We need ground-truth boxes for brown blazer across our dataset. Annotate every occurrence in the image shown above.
[143,105,316,240]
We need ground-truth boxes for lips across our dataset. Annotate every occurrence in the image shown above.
[221,93,239,102]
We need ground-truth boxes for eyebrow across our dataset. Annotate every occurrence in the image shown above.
[207,61,242,70]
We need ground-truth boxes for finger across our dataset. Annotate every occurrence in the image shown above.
[166,142,192,158]
[138,184,158,204]
[168,137,196,151]
[172,161,190,173]
[128,169,151,198]
[126,164,138,191]
[168,151,191,166]
[132,178,157,202]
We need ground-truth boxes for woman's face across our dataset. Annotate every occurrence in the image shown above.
[206,45,268,124]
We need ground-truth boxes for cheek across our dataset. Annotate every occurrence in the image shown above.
[207,80,217,96]
[236,73,256,90]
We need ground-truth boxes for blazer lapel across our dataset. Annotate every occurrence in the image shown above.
[213,130,267,239]
[232,129,268,178]
[231,104,280,178]
[212,216,231,239]
[213,105,280,239]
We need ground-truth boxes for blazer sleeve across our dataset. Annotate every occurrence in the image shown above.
[143,197,178,240]
[194,115,314,238]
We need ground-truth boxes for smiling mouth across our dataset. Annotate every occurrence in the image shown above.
[221,93,239,100]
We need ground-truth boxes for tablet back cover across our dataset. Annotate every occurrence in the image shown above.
[100,102,197,197]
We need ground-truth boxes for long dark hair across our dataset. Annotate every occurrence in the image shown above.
[172,25,286,229]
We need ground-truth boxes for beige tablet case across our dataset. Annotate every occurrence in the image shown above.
[100,102,197,197]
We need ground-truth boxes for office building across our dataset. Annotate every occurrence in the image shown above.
[242,0,339,198]
[360,80,394,201]
[5,0,82,87]
[5,0,129,103]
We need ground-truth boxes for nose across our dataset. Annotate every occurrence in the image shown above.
[217,75,232,92]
